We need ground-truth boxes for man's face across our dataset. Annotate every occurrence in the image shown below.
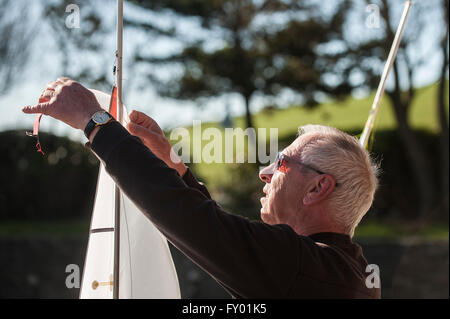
[259,136,314,225]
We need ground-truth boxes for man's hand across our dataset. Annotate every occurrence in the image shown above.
[22,77,103,131]
[127,110,187,177]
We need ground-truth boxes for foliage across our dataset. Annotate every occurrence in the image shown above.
[131,0,354,128]
[0,0,36,94]
[214,162,262,220]
[44,0,112,89]
[354,219,449,241]
[0,130,99,221]
[344,0,449,218]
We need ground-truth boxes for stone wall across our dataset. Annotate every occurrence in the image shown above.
[0,237,447,299]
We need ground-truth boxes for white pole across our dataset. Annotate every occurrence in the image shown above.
[113,0,124,300]
[360,0,412,148]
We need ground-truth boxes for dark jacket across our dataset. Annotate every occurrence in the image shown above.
[89,121,381,299]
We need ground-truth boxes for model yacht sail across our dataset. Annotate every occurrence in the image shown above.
[79,0,180,299]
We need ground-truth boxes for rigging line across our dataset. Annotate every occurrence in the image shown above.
[359,0,412,149]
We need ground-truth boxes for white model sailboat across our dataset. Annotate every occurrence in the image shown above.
[79,0,181,299]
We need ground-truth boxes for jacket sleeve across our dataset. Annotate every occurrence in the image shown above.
[182,169,212,199]
[90,121,301,298]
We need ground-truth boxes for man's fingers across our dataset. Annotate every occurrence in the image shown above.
[57,77,72,83]
[45,79,65,92]
[127,122,155,140]
[129,110,156,126]
[38,96,50,104]
[127,121,146,135]
[22,103,50,115]
[129,110,145,123]
[46,82,58,91]
[39,89,55,103]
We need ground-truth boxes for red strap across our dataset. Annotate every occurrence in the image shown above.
[26,114,45,155]
[33,114,43,136]
[35,140,45,156]
[109,86,118,120]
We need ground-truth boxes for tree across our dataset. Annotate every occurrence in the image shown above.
[1,0,116,95]
[0,130,98,221]
[0,0,35,94]
[130,0,353,129]
[349,0,443,219]
[44,0,110,89]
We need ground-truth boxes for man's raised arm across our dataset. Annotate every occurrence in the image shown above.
[90,120,300,298]
[22,79,301,298]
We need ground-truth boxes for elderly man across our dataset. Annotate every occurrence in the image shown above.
[23,78,380,299]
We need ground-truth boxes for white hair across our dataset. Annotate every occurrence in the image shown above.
[297,125,380,237]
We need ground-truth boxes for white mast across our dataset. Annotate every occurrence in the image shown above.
[360,0,412,148]
[113,0,124,299]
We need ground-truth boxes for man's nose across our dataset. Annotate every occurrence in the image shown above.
[259,164,274,183]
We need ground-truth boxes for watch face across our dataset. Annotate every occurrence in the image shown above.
[93,112,110,124]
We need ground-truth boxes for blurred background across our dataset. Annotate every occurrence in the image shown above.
[0,0,448,299]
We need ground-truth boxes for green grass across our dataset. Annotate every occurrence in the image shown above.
[354,220,449,241]
[249,82,448,137]
[0,220,90,238]
[175,81,448,186]
[211,81,448,138]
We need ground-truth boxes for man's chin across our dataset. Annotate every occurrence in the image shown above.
[260,209,275,225]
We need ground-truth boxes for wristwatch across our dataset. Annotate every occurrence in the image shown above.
[84,111,114,139]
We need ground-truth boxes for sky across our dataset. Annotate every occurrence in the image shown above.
[0,0,446,142]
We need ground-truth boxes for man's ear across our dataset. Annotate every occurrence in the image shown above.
[303,175,336,206]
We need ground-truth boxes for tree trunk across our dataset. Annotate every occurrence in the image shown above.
[243,93,260,165]
[437,0,449,218]
[244,94,253,129]
[437,74,449,218]
[388,89,436,219]
[395,105,435,219]
[380,0,437,219]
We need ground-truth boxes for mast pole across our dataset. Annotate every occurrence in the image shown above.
[359,0,412,148]
[113,0,124,300]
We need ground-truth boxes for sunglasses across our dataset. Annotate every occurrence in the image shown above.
[275,152,339,186]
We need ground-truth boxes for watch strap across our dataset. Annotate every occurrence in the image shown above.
[84,112,114,139]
